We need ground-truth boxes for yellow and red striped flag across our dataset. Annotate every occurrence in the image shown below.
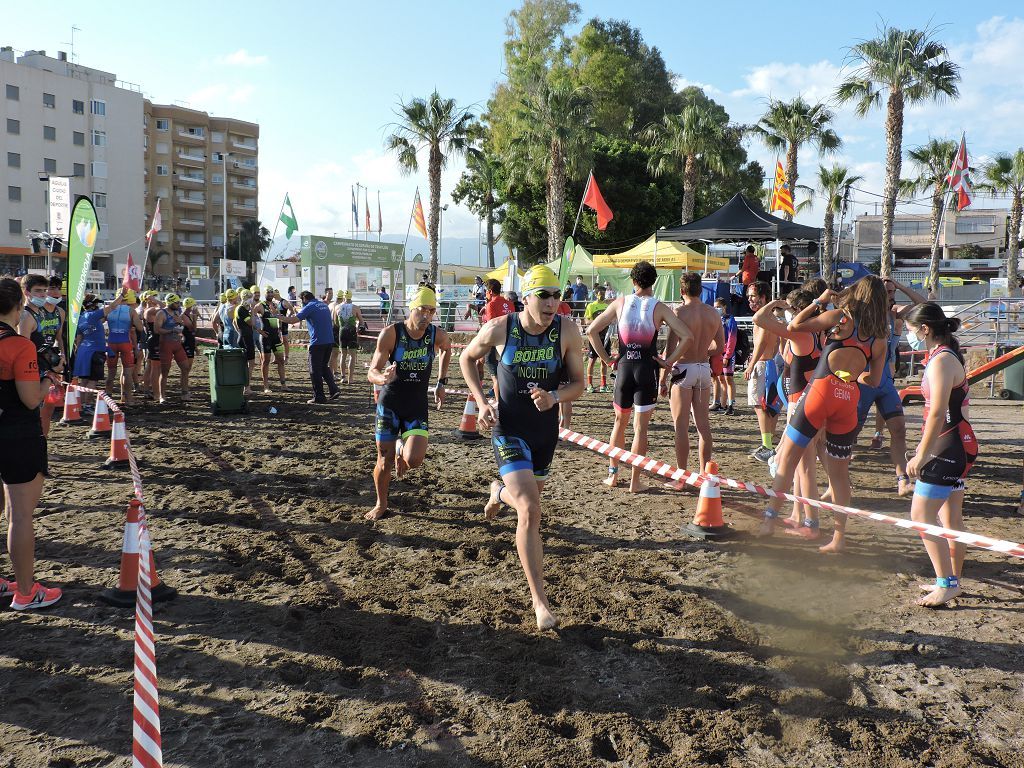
[770,161,794,216]
[412,188,428,239]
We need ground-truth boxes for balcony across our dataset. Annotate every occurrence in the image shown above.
[231,179,256,192]
[176,239,205,251]
[176,151,206,168]
[177,128,205,144]
[232,161,256,175]
[176,218,205,231]
[232,200,257,214]
[230,138,257,153]
[174,173,205,186]
[176,196,205,208]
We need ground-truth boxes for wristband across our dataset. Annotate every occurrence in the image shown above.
[550,389,560,403]
[437,377,448,386]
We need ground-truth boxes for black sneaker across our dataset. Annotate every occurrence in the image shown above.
[328,390,341,401]
[709,403,723,413]
[751,445,775,463]
[306,397,327,405]
[724,404,735,416]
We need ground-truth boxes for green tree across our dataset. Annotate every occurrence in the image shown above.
[643,99,728,224]
[452,140,504,269]
[836,24,961,278]
[979,151,1024,289]
[227,219,271,273]
[899,139,957,293]
[385,90,474,281]
[817,165,863,284]
[751,96,841,221]
[568,18,679,137]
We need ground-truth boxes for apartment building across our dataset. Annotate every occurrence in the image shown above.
[854,209,1013,278]
[0,47,145,274]
[143,102,258,277]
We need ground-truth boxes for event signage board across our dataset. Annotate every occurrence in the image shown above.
[299,235,404,269]
[48,176,71,239]
[220,259,248,277]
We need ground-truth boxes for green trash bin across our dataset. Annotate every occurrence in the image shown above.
[204,348,248,414]
[1001,346,1024,400]
[438,300,458,332]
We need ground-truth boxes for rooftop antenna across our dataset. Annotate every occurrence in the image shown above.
[62,25,81,63]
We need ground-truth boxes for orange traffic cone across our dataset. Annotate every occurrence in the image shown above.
[455,395,483,440]
[103,411,130,468]
[684,461,734,540]
[98,500,177,608]
[59,385,84,425]
[88,395,112,439]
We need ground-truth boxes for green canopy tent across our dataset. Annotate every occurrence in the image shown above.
[545,244,682,302]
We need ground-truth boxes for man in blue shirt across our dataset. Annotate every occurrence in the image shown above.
[281,291,340,403]
[571,275,589,316]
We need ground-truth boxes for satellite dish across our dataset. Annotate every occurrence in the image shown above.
[412,253,424,263]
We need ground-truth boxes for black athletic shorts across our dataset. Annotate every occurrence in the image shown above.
[0,432,48,484]
[613,358,658,412]
[339,325,359,350]
[147,333,161,361]
[588,332,611,361]
[238,331,256,362]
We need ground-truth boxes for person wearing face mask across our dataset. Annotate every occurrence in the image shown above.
[365,286,452,522]
[19,274,65,435]
[0,277,63,611]
[154,294,193,404]
[711,298,738,415]
[71,294,112,391]
[903,302,976,608]
[460,265,586,631]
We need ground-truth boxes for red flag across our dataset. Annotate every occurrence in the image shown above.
[146,199,162,243]
[582,172,613,230]
[946,134,973,212]
[122,252,141,291]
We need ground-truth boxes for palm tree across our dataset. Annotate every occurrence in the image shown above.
[452,141,503,269]
[979,151,1024,289]
[817,165,863,284]
[643,101,727,224]
[506,78,592,263]
[386,91,474,281]
[751,96,841,221]
[900,139,957,293]
[227,219,272,268]
[836,25,961,278]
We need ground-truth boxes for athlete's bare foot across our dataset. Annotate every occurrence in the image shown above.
[394,440,409,480]
[820,487,833,503]
[917,584,961,607]
[785,513,801,527]
[534,602,559,631]
[602,472,619,488]
[755,517,776,537]
[484,480,503,520]
[818,533,845,553]
[364,505,388,521]
[786,523,822,541]
[897,476,914,497]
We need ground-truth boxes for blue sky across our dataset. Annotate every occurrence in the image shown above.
[8,1,1024,263]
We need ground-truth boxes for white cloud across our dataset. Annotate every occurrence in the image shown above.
[731,60,843,105]
[183,83,257,112]
[217,49,268,67]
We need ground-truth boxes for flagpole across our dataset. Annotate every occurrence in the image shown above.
[570,170,593,239]
[258,193,288,292]
[138,197,160,290]
[377,190,382,242]
[350,185,355,238]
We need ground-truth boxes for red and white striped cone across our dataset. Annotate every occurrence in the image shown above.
[98,500,176,608]
[88,394,112,439]
[103,411,131,468]
[455,395,482,440]
[684,461,734,540]
[59,385,84,425]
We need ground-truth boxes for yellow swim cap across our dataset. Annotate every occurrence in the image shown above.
[249,285,260,293]
[344,290,353,299]
[183,298,197,309]
[218,292,227,302]
[122,289,137,305]
[165,293,181,305]
[239,289,252,298]
[408,286,437,309]
[225,289,239,301]
[522,265,560,296]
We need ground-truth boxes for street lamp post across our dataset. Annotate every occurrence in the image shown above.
[220,151,233,290]
[439,204,449,267]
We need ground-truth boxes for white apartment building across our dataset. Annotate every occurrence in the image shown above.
[0,47,145,275]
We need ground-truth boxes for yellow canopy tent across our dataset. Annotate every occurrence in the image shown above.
[593,236,731,272]
[485,259,523,282]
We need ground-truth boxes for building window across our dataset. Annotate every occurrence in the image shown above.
[73,99,85,114]
[212,131,224,143]
[73,162,85,177]
[143,136,148,149]
[90,99,106,116]
[6,118,18,134]
[9,219,21,235]
[856,247,882,263]
[8,186,21,202]
[73,130,85,146]
[186,126,205,137]
[955,217,996,235]
[155,142,168,154]
[44,158,57,174]
[156,165,169,176]
[155,118,169,131]
[43,92,55,108]
[891,220,930,237]
[91,161,107,179]
[93,193,107,208]
[212,173,223,184]
[92,130,106,147]
[7,152,20,168]
[5,84,18,100]
[43,125,56,141]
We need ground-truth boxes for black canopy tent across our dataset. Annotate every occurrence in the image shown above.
[656,193,822,296]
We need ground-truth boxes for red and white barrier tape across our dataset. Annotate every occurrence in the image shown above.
[67,385,164,768]
[558,427,1024,560]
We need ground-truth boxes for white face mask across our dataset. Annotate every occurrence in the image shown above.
[784,310,794,323]
[906,328,926,351]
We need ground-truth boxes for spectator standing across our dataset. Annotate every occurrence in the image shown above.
[740,245,760,287]
[281,291,340,404]
[571,275,589,317]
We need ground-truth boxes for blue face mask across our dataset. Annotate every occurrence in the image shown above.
[29,296,47,308]
[906,329,925,351]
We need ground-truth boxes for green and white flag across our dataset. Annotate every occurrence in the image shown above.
[279,194,299,239]
[66,196,99,345]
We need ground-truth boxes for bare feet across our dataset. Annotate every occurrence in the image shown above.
[602,472,618,488]
[786,523,822,541]
[394,440,408,479]
[364,505,388,521]
[534,602,559,631]
[897,476,914,497]
[785,513,801,527]
[755,518,776,538]
[483,480,503,520]
[917,584,961,607]
[818,534,845,554]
